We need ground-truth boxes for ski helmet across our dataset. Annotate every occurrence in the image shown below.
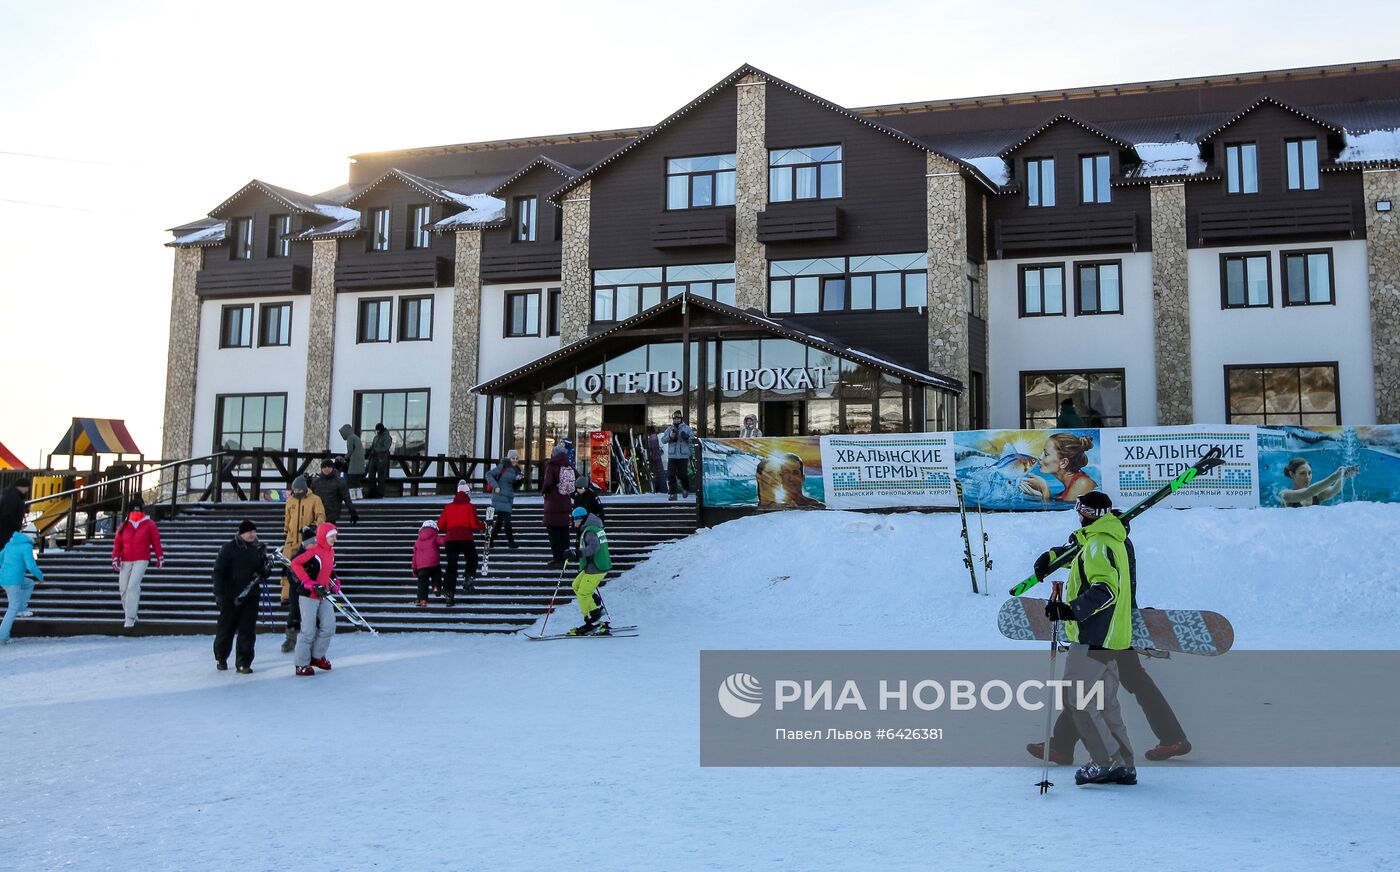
[571,506,588,521]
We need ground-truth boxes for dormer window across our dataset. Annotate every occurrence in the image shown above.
[666,154,736,210]
[369,207,391,252]
[1080,154,1111,204]
[1285,139,1320,191]
[1026,158,1055,207]
[231,217,254,260]
[268,214,291,257]
[1225,143,1258,194]
[408,204,431,249]
[515,196,538,242]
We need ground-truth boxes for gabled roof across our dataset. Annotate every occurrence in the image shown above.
[489,155,583,197]
[549,63,999,203]
[473,293,961,395]
[208,180,356,221]
[166,217,227,248]
[1200,96,1341,142]
[343,168,502,208]
[996,114,1135,157]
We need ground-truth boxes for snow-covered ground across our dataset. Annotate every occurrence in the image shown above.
[2,505,1397,870]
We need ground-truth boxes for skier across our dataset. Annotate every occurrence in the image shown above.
[210,520,269,673]
[411,520,444,608]
[660,410,695,500]
[1027,510,1191,764]
[289,522,340,676]
[563,506,612,636]
[0,522,42,642]
[1033,491,1137,786]
[436,481,485,605]
[111,499,163,629]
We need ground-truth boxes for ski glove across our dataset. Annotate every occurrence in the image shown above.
[1044,600,1075,622]
[313,584,330,599]
[1033,551,1053,580]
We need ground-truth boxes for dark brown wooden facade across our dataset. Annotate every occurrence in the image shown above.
[195,188,315,298]
[480,163,570,283]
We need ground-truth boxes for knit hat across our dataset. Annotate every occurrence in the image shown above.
[456,479,469,494]
[422,519,438,530]
[1075,491,1113,518]
[291,474,309,492]
[238,519,258,535]
[321,457,336,470]
[301,524,317,541]
[506,449,520,460]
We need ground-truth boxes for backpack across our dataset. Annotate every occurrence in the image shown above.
[557,464,575,496]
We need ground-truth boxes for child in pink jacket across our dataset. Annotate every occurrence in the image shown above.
[411,520,445,607]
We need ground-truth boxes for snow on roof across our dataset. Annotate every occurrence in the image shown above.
[312,202,358,221]
[1339,127,1400,165]
[168,220,227,247]
[430,196,508,231]
[296,216,360,240]
[1129,141,1207,178]
[964,156,1010,187]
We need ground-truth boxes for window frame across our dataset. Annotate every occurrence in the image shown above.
[1074,260,1124,316]
[213,392,288,452]
[1079,153,1111,204]
[1225,142,1259,195]
[1017,263,1067,318]
[766,255,926,316]
[768,144,844,203]
[593,265,735,323]
[397,294,434,342]
[1219,252,1274,309]
[407,204,432,250]
[352,388,431,456]
[546,288,562,337]
[1223,361,1341,426]
[1280,248,1335,307]
[356,297,393,344]
[368,207,391,252]
[504,290,542,337]
[513,196,538,243]
[1284,138,1321,192]
[219,304,254,349]
[257,302,293,347]
[230,217,254,260]
[1025,157,1055,207]
[1019,368,1127,430]
[267,214,291,258]
[664,153,737,211]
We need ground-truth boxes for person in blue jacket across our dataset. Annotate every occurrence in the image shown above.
[0,524,43,642]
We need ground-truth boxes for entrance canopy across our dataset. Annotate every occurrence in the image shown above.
[51,418,142,456]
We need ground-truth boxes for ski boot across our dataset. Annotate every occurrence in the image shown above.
[1145,740,1192,761]
[296,666,315,676]
[310,657,332,671]
[1026,742,1073,766]
[1075,762,1137,786]
[593,621,612,637]
[568,608,605,636]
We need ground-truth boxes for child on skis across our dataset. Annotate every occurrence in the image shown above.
[289,522,339,676]
[412,520,445,607]
[564,506,612,636]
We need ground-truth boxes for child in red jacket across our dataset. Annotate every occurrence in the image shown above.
[411,520,445,607]
[112,500,163,629]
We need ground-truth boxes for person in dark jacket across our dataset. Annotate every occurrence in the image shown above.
[541,446,575,567]
[211,520,270,673]
[310,458,358,525]
[0,479,31,545]
[484,450,523,549]
[573,474,605,524]
[339,424,366,497]
[366,423,393,499]
[645,426,665,493]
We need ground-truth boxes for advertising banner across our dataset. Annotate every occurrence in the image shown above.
[952,428,1102,511]
[820,433,957,509]
[589,431,611,491]
[699,436,824,509]
[1099,426,1258,509]
[1256,424,1400,507]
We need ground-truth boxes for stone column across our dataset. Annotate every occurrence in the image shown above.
[1364,169,1400,423]
[301,240,338,452]
[160,247,203,462]
[448,230,484,455]
[560,180,592,343]
[735,74,768,311]
[926,154,970,428]
[1150,183,1192,426]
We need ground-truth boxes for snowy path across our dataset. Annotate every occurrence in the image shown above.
[2,506,1397,870]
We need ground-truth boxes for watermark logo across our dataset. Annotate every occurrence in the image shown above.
[718,672,763,718]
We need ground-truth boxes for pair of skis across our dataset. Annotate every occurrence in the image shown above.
[524,623,638,641]
[953,480,992,595]
[478,505,496,577]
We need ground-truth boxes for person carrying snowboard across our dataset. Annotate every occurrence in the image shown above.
[1033,490,1137,786]
[564,506,611,636]
[289,522,340,676]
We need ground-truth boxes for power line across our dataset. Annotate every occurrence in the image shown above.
[0,149,108,165]
[0,197,98,212]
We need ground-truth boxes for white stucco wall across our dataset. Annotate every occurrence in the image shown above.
[986,252,1157,429]
[474,281,562,453]
[192,296,309,453]
[1187,240,1374,424]
[327,287,454,457]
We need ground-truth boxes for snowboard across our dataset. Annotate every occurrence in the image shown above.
[997,597,1234,656]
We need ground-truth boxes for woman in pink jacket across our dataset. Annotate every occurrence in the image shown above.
[290,522,339,676]
[111,500,163,629]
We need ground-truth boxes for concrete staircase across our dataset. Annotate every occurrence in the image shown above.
[15,497,696,637]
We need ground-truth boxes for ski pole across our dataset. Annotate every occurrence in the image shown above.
[1037,581,1065,795]
[537,558,569,638]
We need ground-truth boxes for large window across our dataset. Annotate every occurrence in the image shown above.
[399,295,433,341]
[514,196,538,242]
[1019,264,1065,317]
[258,302,292,347]
[547,288,561,337]
[1075,261,1122,315]
[506,291,541,337]
[666,154,736,209]
[1225,363,1339,426]
[230,217,254,260]
[215,393,286,451]
[1282,250,1334,306]
[1026,158,1055,207]
[355,389,430,456]
[1285,139,1320,191]
[357,298,392,343]
[769,145,843,202]
[1080,154,1111,204]
[1225,143,1259,194]
[369,207,390,251]
[768,254,926,315]
[1221,253,1272,308]
[268,214,291,257]
[593,264,735,322]
[219,304,253,348]
[408,204,431,249]
[1022,370,1125,429]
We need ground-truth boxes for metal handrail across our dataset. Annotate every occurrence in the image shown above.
[22,452,225,508]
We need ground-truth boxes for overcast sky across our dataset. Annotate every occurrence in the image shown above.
[2,0,1396,464]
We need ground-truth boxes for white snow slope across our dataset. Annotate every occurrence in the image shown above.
[2,505,1398,871]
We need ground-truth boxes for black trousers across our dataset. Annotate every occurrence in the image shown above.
[365,456,388,497]
[416,566,442,601]
[285,582,300,631]
[667,458,691,495]
[546,525,570,561]
[1050,649,1186,754]
[444,541,478,593]
[214,593,260,667]
[490,511,516,547]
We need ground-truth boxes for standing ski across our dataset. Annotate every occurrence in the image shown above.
[478,505,497,577]
[1009,446,1226,596]
[975,494,992,595]
[954,480,980,594]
